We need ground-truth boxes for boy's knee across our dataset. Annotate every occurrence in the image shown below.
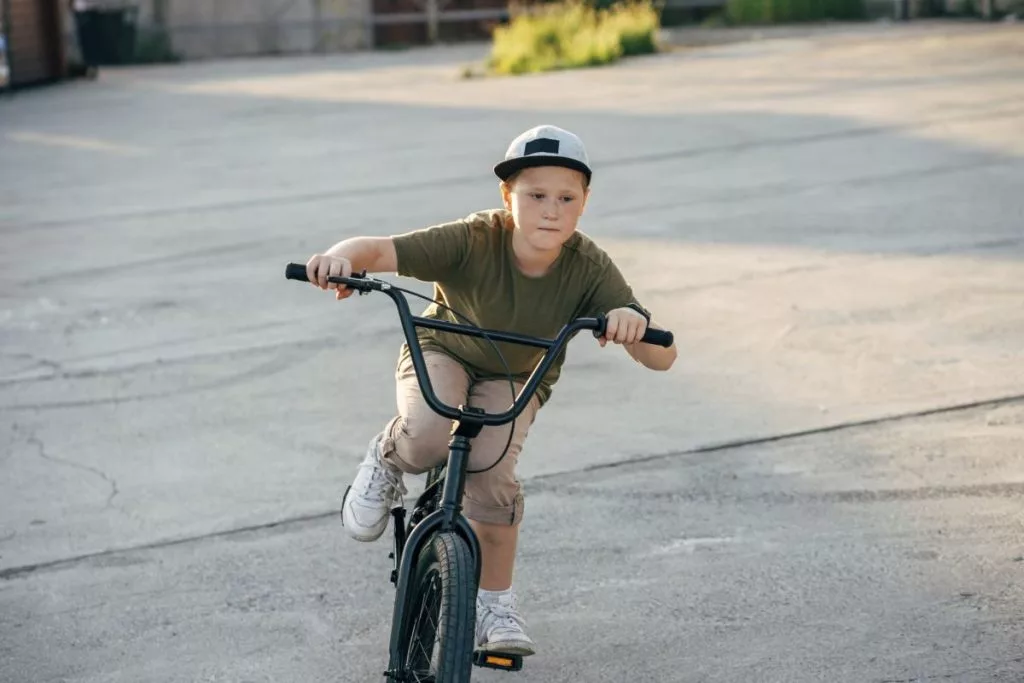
[388,414,451,470]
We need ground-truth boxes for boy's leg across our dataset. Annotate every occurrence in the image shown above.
[380,351,472,475]
[342,351,470,541]
[462,379,541,655]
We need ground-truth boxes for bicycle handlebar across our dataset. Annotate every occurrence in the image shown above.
[285,262,673,426]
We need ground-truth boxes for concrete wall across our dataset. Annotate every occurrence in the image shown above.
[65,0,372,63]
[151,0,372,59]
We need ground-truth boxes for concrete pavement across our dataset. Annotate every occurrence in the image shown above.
[1,21,1023,682]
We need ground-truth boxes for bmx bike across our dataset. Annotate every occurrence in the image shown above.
[285,263,673,682]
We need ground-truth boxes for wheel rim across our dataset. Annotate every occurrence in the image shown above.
[404,563,443,683]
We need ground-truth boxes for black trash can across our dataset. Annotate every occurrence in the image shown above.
[73,3,139,66]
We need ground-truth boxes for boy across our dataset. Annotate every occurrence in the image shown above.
[305,125,676,655]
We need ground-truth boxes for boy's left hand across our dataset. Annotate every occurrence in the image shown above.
[598,307,648,347]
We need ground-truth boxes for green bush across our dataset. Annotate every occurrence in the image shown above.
[725,0,864,22]
[608,2,660,55]
[488,1,659,75]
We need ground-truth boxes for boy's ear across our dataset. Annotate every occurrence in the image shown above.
[580,187,591,215]
[500,182,513,211]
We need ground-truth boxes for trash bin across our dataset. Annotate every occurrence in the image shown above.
[72,2,139,66]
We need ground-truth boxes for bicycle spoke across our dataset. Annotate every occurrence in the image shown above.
[422,575,442,667]
[405,569,442,681]
[413,574,441,668]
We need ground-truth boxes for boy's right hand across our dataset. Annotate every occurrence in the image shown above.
[306,254,355,300]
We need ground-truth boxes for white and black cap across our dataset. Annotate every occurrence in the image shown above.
[494,125,592,183]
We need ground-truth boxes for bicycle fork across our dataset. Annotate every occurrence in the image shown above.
[384,409,486,678]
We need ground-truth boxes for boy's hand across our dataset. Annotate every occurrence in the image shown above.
[306,254,355,300]
[599,307,648,347]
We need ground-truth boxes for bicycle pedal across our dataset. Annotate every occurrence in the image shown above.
[473,651,523,671]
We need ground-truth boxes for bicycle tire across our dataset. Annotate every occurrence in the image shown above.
[399,531,477,683]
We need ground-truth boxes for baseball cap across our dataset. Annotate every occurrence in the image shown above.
[494,125,593,184]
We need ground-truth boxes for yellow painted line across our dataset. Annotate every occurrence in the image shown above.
[5,131,148,156]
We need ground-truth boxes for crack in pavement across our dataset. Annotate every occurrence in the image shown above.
[13,238,285,288]
[556,392,1024,479]
[0,353,63,380]
[0,314,401,389]
[549,480,1024,505]
[27,433,119,511]
[0,335,326,389]
[2,391,1022,581]
[877,655,1024,682]
[0,510,331,581]
[0,343,318,411]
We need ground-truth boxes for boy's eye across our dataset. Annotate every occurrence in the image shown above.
[560,196,575,203]
[530,193,545,200]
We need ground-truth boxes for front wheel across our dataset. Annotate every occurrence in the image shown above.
[399,531,478,683]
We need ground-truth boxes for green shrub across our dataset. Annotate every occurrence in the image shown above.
[488,1,659,75]
[608,1,660,55]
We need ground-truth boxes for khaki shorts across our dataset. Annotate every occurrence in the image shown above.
[380,350,540,526]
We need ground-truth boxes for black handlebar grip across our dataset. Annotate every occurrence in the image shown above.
[593,314,674,347]
[641,328,674,348]
[285,263,310,282]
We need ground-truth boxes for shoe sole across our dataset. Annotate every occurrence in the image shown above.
[341,507,388,542]
[475,641,536,657]
[340,486,388,542]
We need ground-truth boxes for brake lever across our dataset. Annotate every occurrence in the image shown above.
[327,270,372,295]
[352,270,371,295]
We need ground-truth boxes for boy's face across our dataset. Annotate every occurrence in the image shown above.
[501,166,590,252]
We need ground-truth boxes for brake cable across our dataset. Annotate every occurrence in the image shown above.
[364,279,518,475]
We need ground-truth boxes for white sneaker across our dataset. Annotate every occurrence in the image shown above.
[475,591,536,656]
[341,433,407,542]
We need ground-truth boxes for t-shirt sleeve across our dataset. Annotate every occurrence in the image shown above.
[584,259,642,317]
[391,219,472,282]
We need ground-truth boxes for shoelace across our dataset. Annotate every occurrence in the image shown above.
[361,460,407,503]
[481,602,526,632]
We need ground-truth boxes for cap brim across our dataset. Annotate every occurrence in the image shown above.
[494,156,592,183]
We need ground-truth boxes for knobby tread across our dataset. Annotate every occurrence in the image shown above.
[404,531,477,682]
[436,532,476,680]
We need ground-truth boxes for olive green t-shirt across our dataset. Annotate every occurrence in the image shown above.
[391,208,642,406]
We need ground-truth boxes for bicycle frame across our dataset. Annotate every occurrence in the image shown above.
[332,276,608,674]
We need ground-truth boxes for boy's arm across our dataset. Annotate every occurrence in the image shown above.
[623,318,677,371]
[601,306,677,372]
[308,218,470,298]
[587,256,677,372]
[306,237,398,298]
[323,236,398,273]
